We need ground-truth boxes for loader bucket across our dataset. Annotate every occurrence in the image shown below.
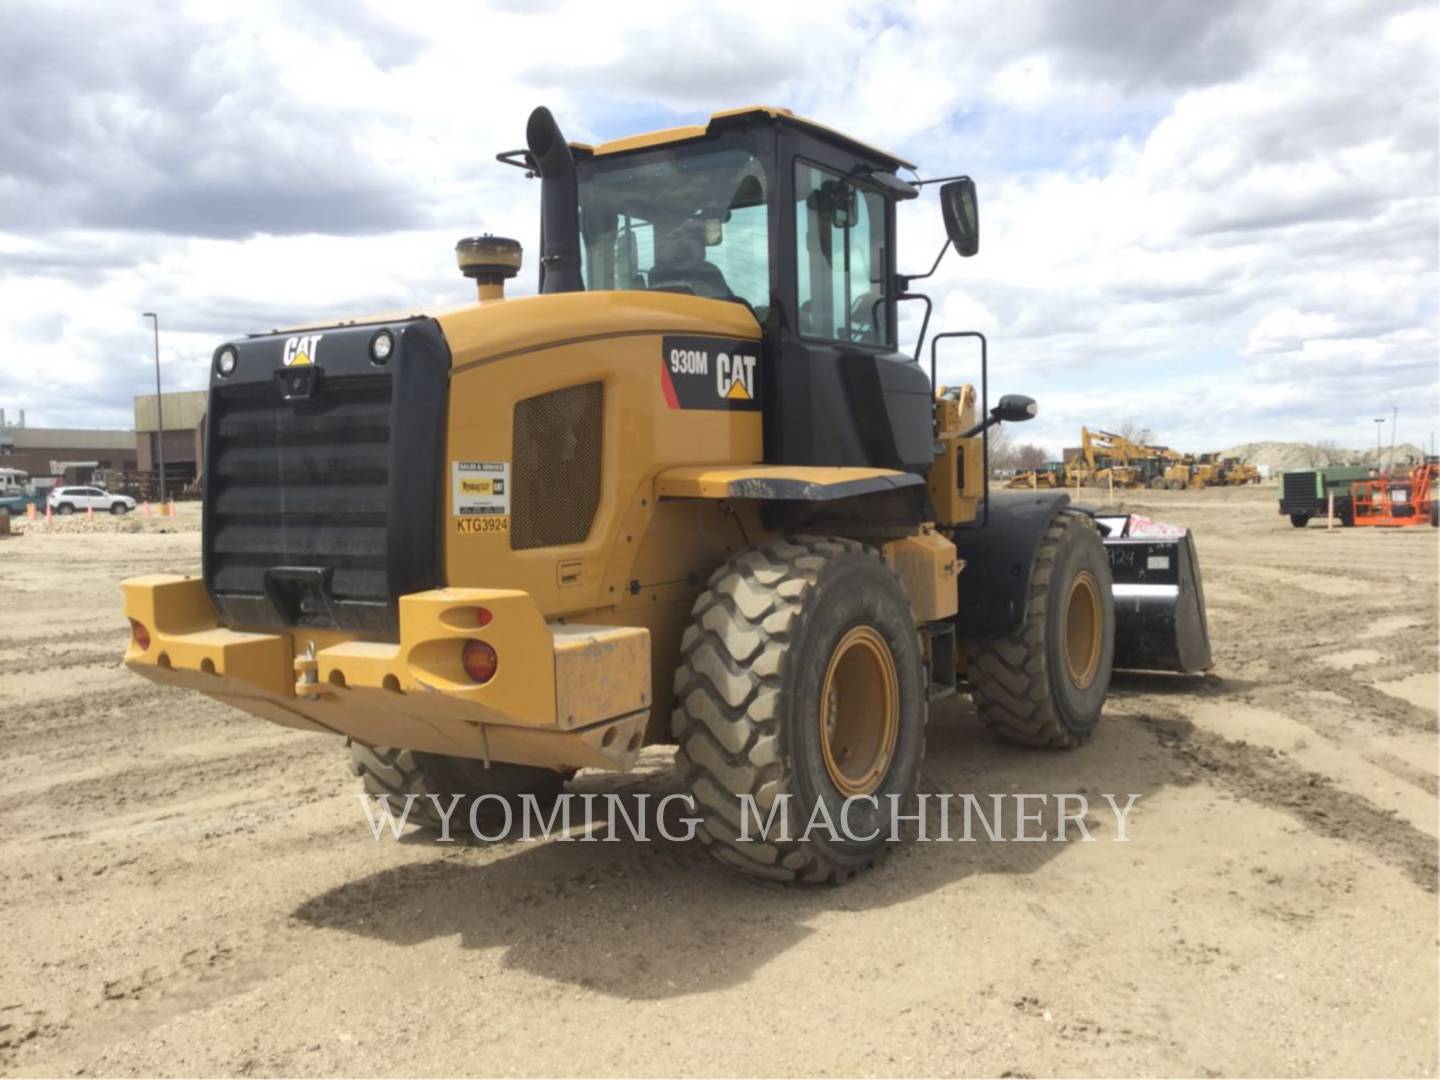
[1092,513,1212,673]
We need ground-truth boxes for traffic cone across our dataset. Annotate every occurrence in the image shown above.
[26,503,35,520]
[87,505,94,521]
[167,499,177,517]
[143,501,152,517]
[45,504,52,524]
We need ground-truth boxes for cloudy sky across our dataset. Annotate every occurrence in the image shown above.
[1,0,1435,455]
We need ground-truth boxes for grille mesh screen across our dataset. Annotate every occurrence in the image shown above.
[511,382,603,550]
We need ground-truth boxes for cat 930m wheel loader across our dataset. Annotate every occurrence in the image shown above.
[122,106,1211,883]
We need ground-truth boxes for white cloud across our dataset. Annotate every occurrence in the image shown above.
[0,0,1434,454]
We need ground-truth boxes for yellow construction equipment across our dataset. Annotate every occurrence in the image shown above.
[1222,459,1262,485]
[121,105,1212,883]
[1072,428,1159,489]
[1005,463,1064,489]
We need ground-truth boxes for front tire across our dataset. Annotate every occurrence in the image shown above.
[348,741,566,836]
[55,503,74,515]
[1289,513,1310,528]
[672,537,926,884]
[965,512,1115,749]
[110,502,128,515]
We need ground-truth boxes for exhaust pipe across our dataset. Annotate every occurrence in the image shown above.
[526,106,584,295]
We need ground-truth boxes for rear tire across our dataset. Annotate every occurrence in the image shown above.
[1289,513,1310,528]
[672,536,926,884]
[110,502,128,515]
[348,741,566,836]
[965,512,1115,749]
[1149,477,1166,490]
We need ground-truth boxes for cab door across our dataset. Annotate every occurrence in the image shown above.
[766,147,933,473]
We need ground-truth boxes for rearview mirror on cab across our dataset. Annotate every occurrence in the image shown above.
[991,394,1036,423]
[940,178,979,257]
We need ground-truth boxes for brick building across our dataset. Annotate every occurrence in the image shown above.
[0,411,137,483]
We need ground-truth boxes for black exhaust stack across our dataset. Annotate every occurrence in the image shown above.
[526,106,584,294]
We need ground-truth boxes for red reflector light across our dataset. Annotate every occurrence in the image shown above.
[461,639,498,683]
[474,607,493,628]
[129,619,150,651]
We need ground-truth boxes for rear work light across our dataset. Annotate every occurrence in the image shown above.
[461,639,498,684]
[129,619,151,651]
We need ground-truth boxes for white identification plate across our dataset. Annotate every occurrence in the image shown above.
[453,461,509,516]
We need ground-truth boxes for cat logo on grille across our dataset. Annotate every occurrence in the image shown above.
[282,334,324,366]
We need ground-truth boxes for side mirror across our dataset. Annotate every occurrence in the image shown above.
[992,394,1036,423]
[960,394,1037,439]
[940,178,979,257]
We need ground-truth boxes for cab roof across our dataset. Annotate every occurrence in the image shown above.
[570,106,916,171]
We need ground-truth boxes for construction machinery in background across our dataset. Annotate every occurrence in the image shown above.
[1065,427,1256,491]
[1149,448,1193,490]
[121,105,1212,884]
[1351,459,1438,528]
[1151,452,1261,490]
[1219,457,1261,485]
[1004,462,1064,489]
[1069,427,1153,489]
[1279,465,1373,526]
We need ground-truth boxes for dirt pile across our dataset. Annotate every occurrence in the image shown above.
[1223,440,1429,472]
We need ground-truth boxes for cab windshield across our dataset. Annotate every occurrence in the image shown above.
[577,137,770,314]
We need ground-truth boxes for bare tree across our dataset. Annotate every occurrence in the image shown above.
[988,426,1018,472]
[1016,443,1048,469]
[1115,418,1155,446]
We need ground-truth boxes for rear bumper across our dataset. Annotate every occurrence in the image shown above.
[122,575,651,772]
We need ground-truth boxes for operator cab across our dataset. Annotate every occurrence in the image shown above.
[506,106,979,478]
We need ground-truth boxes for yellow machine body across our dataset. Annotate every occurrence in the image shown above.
[123,289,977,772]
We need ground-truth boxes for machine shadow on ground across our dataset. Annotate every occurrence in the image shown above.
[293,697,1183,1001]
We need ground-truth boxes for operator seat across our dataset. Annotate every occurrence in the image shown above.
[649,219,733,300]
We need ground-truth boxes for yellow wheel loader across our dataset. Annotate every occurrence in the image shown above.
[122,106,1211,883]
[1004,464,1063,489]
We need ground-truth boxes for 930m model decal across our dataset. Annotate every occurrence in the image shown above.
[660,336,762,411]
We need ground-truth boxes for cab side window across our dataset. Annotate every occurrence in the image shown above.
[794,162,889,345]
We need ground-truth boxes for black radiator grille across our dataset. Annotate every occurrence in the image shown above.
[208,376,393,605]
[201,317,450,638]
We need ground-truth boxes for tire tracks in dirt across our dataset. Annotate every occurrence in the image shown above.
[1143,715,1437,892]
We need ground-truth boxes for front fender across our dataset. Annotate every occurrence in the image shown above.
[950,490,1073,638]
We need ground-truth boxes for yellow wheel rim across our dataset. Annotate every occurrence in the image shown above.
[819,625,899,797]
[1063,570,1102,690]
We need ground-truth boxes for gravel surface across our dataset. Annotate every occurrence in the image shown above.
[0,486,1435,1077]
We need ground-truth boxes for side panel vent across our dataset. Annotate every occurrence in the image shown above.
[511,382,604,550]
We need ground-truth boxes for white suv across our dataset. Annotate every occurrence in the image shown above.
[47,486,137,515]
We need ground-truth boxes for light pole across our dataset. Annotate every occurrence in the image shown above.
[142,313,166,503]
[1374,417,1384,457]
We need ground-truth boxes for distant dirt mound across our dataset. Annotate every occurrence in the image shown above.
[1224,441,1429,473]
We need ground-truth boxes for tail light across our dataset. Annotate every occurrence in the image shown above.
[461,639,498,683]
[129,619,151,651]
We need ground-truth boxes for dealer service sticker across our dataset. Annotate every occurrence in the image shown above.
[453,461,509,532]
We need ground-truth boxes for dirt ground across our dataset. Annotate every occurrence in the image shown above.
[1,487,1435,1078]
